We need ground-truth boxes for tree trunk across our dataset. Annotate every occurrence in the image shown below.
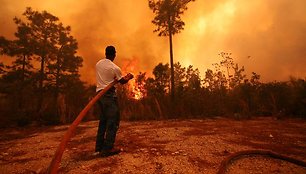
[37,55,45,117]
[55,49,62,122]
[154,97,163,119]
[18,54,27,110]
[168,18,175,101]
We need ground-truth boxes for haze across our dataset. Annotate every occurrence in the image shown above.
[1,0,305,83]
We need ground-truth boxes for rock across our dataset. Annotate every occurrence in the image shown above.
[150,148,157,151]
[171,151,180,155]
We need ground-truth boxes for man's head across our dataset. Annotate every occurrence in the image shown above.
[105,45,116,61]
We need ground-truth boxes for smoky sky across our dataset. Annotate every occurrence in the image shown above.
[0,0,305,83]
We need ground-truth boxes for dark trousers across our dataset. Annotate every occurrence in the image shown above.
[95,94,120,152]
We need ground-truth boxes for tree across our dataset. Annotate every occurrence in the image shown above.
[12,8,83,116]
[0,7,83,124]
[148,0,195,99]
[178,64,202,117]
[185,65,201,91]
[47,23,83,98]
[250,72,261,87]
[12,18,34,82]
[145,63,170,97]
[0,37,9,76]
[13,7,60,113]
[0,30,35,112]
[0,62,4,75]
[204,69,227,91]
[174,62,186,95]
[288,78,306,116]
[229,64,246,89]
[219,52,234,80]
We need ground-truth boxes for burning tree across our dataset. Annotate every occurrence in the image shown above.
[148,0,195,100]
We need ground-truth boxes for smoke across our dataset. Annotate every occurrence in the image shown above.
[177,0,306,81]
[1,0,305,83]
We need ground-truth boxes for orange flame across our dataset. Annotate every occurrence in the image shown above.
[130,79,143,100]
[121,57,143,100]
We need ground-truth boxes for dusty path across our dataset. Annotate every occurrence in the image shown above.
[0,117,305,173]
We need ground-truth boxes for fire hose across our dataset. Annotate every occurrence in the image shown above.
[217,150,306,174]
[47,80,118,174]
[45,76,306,173]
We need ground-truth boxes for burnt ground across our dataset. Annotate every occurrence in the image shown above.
[0,117,305,174]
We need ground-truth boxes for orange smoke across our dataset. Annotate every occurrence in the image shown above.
[0,0,306,84]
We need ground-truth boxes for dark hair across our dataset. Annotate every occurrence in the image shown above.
[105,46,116,56]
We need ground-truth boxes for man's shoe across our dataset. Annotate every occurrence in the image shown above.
[108,148,121,153]
[102,148,121,157]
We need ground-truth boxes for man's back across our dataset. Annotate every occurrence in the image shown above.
[96,58,122,92]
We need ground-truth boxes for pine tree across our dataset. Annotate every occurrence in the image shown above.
[148,0,195,100]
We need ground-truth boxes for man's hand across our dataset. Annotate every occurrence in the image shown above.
[124,73,134,81]
[119,73,134,84]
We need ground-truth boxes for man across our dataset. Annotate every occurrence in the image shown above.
[95,45,133,156]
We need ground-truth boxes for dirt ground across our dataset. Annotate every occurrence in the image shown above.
[0,117,305,174]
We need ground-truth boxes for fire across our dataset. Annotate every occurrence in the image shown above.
[120,57,143,100]
[130,79,143,100]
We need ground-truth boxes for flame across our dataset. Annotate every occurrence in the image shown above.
[120,57,144,100]
[130,79,143,100]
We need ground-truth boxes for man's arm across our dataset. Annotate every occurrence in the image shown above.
[119,73,134,84]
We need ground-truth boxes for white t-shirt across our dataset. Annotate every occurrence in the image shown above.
[96,58,122,92]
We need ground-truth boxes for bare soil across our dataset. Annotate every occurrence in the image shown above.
[0,117,305,174]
